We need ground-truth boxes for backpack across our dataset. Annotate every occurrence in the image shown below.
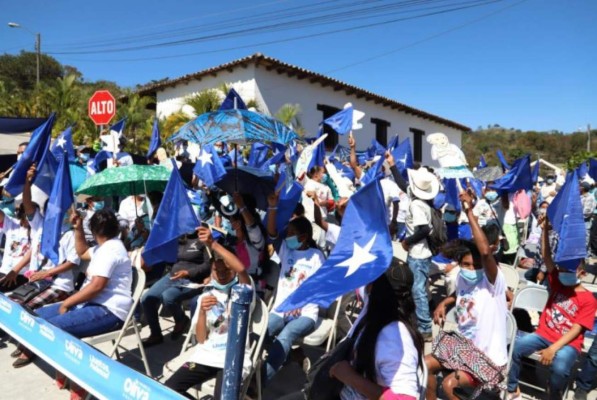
[412,199,447,255]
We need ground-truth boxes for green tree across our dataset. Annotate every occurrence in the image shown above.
[0,51,63,91]
[275,103,305,136]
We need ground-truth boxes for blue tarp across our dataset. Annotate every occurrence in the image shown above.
[0,117,46,133]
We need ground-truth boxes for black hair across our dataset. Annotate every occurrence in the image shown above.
[18,142,29,148]
[307,166,322,179]
[441,239,482,269]
[287,216,317,249]
[293,202,305,217]
[482,224,500,246]
[354,259,424,382]
[89,209,120,239]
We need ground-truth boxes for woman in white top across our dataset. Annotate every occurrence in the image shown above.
[164,226,251,399]
[265,194,325,382]
[426,191,508,400]
[331,260,424,400]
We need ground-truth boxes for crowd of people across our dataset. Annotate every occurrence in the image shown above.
[0,129,596,400]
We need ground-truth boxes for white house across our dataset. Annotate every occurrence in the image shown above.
[136,53,470,166]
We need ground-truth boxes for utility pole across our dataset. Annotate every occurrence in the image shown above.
[8,22,40,86]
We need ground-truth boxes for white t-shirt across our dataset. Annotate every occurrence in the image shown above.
[188,285,253,375]
[84,239,133,321]
[118,196,149,229]
[340,322,422,400]
[0,217,30,275]
[397,190,409,224]
[406,199,432,259]
[380,178,400,224]
[272,242,325,322]
[304,178,332,206]
[473,199,496,227]
[42,230,80,293]
[325,223,341,248]
[28,210,45,272]
[455,268,508,366]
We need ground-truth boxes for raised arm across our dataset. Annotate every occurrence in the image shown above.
[72,212,91,261]
[541,216,555,274]
[266,191,279,239]
[461,190,498,284]
[348,135,363,180]
[385,151,409,193]
[23,164,37,217]
[198,226,249,284]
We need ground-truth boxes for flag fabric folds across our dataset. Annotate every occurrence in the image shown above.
[496,150,511,171]
[146,118,161,159]
[323,106,353,135]
[576,162,588,180]
[143,163,200,266]
[193,145,227,187]
[531,160,540,184]
[489,154,532,194]
[390,138,414,179]
[366,140,386,160]
[248,142,271,169]
[34,150,59,196]
[360,154,384,186]
[387,135,400,151]
[478,155,487,169]
[5,113,56,196]
[276,179,392,311]
[51,126,75,162]
[547,171,586,270]
[40,154,73,265]
[589,159,597,182]
[218,88,247,111]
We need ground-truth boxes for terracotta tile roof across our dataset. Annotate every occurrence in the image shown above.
[135,53,470,132]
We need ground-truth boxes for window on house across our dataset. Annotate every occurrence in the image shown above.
[317,104,341,150]
[410,128,425,163]
[371,118,391,147]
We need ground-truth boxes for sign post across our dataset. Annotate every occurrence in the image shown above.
[88,90,116,126]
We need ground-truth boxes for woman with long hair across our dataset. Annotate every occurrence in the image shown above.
[330,259,424,400]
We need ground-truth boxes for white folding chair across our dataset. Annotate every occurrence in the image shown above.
[83,265,151,376]
[500,264,521,294]
[300,296,343,352]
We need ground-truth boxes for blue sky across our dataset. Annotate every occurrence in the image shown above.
[1,0,595,132]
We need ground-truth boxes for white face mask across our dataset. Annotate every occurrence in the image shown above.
[17,154,22,161]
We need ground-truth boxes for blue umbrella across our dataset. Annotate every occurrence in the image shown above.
[69,162,88,192]
[168,109,298,146]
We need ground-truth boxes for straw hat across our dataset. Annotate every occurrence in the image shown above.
[407,168,440,200]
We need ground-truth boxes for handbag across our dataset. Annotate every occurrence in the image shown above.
[10,279,53,303]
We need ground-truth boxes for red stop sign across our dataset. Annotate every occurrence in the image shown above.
[88,90,116,125]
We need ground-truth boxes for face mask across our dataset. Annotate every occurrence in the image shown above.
[321,174,328,182]
[285,235,302,250]
[215,147,223,155]
[443,212,457,223]
[546,179,554,185]
[537,208,546,216]
[92,201,104,211]
[80,153,90,162]
[212,275,238,292]
[484,191,498,202]
[558,272,580,286]
[460,268,484,285]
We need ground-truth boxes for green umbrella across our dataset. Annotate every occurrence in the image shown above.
[75,165,171,197]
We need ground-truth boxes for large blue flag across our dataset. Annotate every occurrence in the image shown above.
[51,126,75,162]
[576,161,588,180]
[146,118,161,159]
[489,154,532,193]
[360,154,384,186]
[387,135,400,151]
[306,129,325,170]
[248,142,270,168]
[323,106,353,135]
[531,160,540,184]
[5,113,56,196]
[332,159,356,182]
[40,153,73,265]
[193,145,227,187]
[110,118,126,136]
[367,139,386,160]
[390,137,414,179]
[443,178,463,213]
[143,163,200,265]
[277,179,392,310]
[218,88,247,111]
[478,155,487,169]
[34,149,59,196]
[496,150,511,171]
[274,180,303,235]
[547,171,586,270]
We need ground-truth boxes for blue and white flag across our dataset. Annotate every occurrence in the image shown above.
[218,88,247,111]
[193,145,227,187]
[547,171,586,270]
[489,154,532,194]
[40,154,73,265]
[5,113,55,196]
[531,160,540,184]
[576,162,588,180]
[360,154,384,186]
[366,139,386,160]
[387,135,400,151]
[110,118,126,136]
[276,179,392,310]
[390,137,414,179]
[143,162,200,266]
[146,118,161,159]
[51,126,75,162]
[496,150,511,171]
[248,142,270,169]
[323,106,353,135]
[34,149,58,196]
[331,159,355,182]
[478,155,487,169]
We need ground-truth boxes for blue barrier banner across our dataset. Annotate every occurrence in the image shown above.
[0,294,187,400]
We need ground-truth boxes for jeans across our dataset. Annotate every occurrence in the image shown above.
[36,302,123,338]
[507,333,579,397]
[575,339,597,391]
[407,255,432,334]
[141,274,202,336]
[264,313,315,382]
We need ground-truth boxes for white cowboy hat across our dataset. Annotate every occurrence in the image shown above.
[407,168,440,200]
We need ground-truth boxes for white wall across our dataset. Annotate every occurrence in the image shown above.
[155,64,464,167]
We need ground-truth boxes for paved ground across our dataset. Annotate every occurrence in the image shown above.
[1,255,596,399]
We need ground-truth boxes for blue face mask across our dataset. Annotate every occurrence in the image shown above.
[460,268,484,285]
[212,275,238,292]
[215,147,223,155]
[558,272,579,286]
[285,235,302,250]
[92,201,104,211]
[546,179,554,185]
[484,191,498,202]
[322,174,329,182]
[80,153,90,162]
[443,212,457,223]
